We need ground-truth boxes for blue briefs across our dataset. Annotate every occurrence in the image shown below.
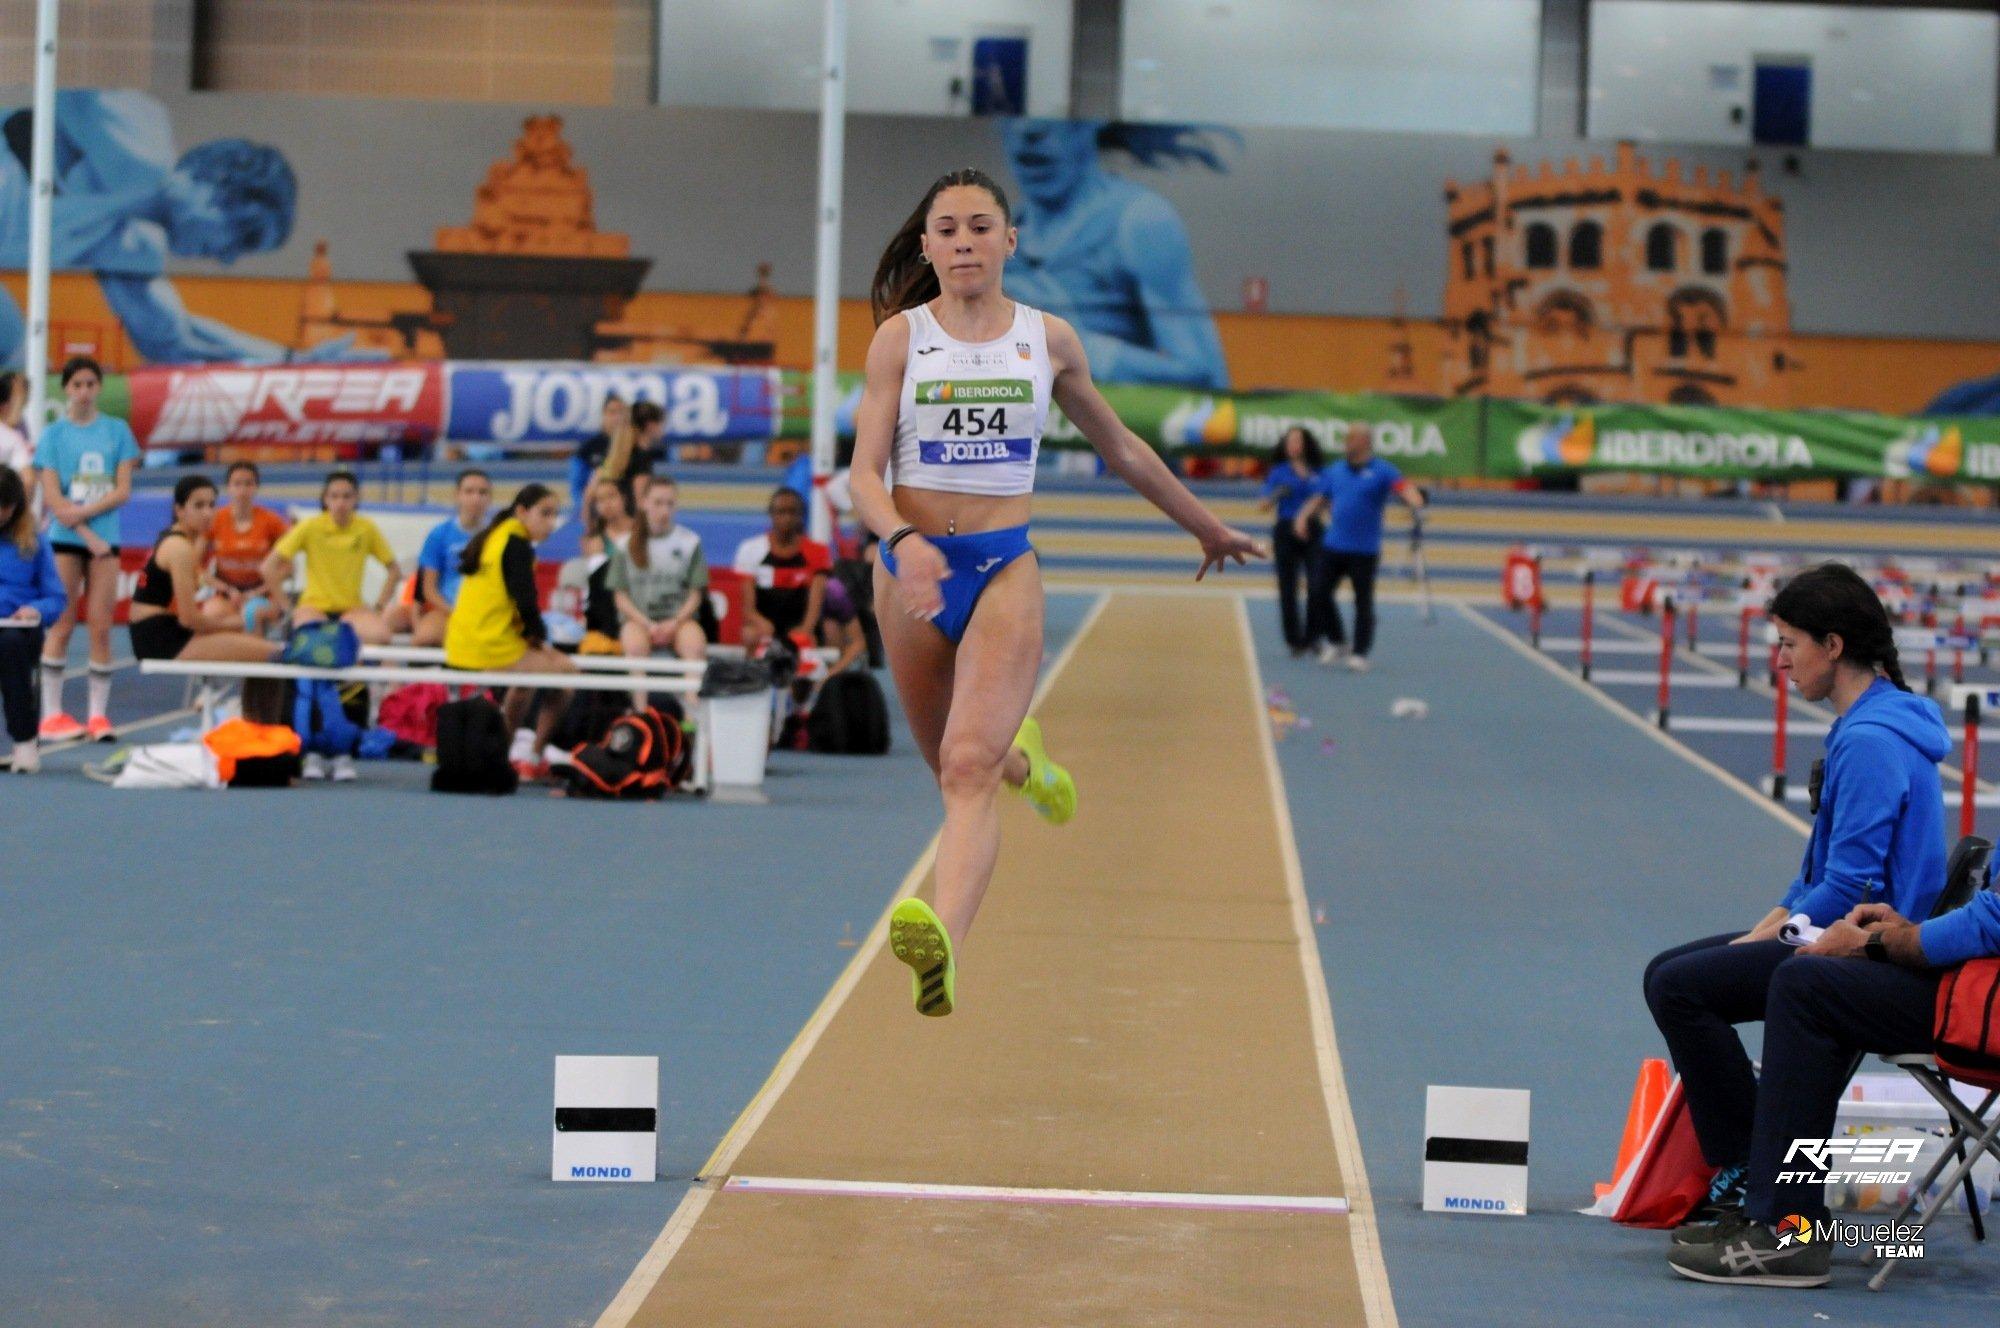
[880,523,1034,645]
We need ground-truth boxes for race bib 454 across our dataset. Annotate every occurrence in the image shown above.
[915,380,1034,465]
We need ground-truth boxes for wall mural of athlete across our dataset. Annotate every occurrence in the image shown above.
[997,118,1234,390]
[1,90,353,368]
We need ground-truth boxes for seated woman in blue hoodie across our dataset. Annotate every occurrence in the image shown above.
[1642,563,1949,1271]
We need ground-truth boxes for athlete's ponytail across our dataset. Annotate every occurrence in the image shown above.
[601,400,662,487]
[1768,562,1909,692]
[870,168,1012,326]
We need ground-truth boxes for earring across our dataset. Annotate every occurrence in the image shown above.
[919,253,931,265]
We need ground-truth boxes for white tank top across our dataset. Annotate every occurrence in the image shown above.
[890,301,1052,498]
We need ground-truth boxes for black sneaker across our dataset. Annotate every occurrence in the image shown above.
[1672,1163,1748,1244]
[1673,1208,1751,1246]
[1667,1219,1831,1288]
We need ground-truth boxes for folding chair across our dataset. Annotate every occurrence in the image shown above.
[1870,835,1997,1292]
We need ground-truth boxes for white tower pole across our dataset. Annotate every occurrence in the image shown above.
[806,0,848,545]
[24,0,61,436]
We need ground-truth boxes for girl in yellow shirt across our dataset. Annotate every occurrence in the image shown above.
[446,483,575,778]
[260,471,403,645]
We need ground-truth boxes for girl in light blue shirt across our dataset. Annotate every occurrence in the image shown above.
[32,356,139,742]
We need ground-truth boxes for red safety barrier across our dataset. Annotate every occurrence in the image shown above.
[1656,597,1676,730]
[1685,599,1699,652]
[1771,644,1789,803]
[1965,692,1982,842]
[1953,613,1966,685]
[1737,607,1753,689]
[1580,569,1596,682]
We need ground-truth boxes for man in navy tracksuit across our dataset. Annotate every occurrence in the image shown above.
[1645,565,1960,1287]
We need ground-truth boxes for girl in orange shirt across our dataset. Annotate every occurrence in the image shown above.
[204,461,288,634]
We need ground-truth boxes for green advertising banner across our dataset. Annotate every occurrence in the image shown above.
[1494,400,2000,484]
[772,371,1998,485]
[773,372,1486,477]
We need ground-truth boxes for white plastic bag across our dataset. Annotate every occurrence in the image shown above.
[111,743,222,790]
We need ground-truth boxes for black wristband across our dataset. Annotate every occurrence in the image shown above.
[885,524,919,553]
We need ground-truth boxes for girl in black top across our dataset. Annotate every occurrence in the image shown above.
[128,476,283,663]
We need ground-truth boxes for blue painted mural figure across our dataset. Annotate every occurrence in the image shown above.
[0,90,340,368]
[998,119,1233,390]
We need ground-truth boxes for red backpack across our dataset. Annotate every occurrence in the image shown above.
[565,706,685,800]
[1935,958,2000,1089]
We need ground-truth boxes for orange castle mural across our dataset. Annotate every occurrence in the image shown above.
[297,116,773,365]
[435,115,627,259]
[1439,142,1793,408]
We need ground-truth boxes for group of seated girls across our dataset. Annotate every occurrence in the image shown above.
[127,469,577,780]
[576,478,868,678]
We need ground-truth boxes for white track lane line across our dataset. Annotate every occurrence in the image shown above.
[1234,596,1399,1328]
[591,593,1113,1328]
[722,1175,1351,1215]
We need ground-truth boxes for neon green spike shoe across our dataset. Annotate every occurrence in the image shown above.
[889,898,955,1017]
[1011,716,1076,825]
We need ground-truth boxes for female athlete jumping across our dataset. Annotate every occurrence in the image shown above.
[850,168,1264,1017]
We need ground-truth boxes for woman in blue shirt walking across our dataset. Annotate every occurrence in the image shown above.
[1257,426,1324,656]
[33,356,139,742]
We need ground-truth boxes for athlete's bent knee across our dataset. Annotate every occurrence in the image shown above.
[937,738,1004,800]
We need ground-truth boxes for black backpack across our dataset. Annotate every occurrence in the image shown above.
[551,689,629,752]
[566,706,682,800]
[807,671,891,755]
[432,697,518,795]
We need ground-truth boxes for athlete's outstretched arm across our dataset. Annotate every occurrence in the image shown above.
[1047,315,1264,580]
[846,314,947,615]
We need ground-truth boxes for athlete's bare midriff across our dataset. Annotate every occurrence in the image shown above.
[890,485,1033,536]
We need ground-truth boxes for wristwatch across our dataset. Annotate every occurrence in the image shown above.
[1864,931,1890,964]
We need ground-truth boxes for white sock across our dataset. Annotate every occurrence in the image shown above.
[510,728,537,762]
[40,659,64,717]
[88,664,112,722]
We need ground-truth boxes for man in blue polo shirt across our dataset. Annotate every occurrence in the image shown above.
[1293,420,1424,671]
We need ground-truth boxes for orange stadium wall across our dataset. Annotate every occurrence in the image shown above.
[4,90,1998,416]
[9,270,1991,420]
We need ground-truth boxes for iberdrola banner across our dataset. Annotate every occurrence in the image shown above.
[1496,401,2000,484]
[774,373,1488,477]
